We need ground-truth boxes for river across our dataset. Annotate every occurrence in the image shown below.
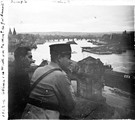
[32,40,135,74]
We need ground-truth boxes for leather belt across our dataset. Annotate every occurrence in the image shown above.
[28,98,60,111]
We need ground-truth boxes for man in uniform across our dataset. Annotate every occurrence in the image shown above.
[21,43,76,119]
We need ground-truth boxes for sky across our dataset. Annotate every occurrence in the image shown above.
[8,0,134,33]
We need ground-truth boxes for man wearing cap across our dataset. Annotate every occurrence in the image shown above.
[21,43,76,119]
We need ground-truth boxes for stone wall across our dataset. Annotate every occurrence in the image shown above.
[66,56,106,100]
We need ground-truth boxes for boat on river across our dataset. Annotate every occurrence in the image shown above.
[82,47,113,55]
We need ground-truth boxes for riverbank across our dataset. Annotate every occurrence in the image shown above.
[82,43,127,55]
[104,70,135,94]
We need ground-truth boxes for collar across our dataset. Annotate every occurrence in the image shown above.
[49,62,61,69]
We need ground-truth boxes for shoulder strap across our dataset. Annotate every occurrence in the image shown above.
[29,68,62,95]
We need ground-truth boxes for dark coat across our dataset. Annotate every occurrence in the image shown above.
[8,61,30,119]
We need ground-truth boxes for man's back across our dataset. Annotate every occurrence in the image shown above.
[21,62,75,119]
[30,62,75,113]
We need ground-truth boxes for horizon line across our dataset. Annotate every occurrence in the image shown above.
[16,30,134,34]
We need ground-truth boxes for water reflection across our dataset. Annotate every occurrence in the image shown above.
[32,41,135,73]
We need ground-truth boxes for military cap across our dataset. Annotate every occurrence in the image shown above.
[49,43,71,55]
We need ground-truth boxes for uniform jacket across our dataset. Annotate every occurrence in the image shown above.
[21,62,76,119]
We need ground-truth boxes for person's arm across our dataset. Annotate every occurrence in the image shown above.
[54,72,76,113]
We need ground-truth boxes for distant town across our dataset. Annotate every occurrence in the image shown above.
[8,28,134,55]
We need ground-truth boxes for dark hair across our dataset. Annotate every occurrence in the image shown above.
[14,47,31,60]
[50,52,70,62]
[50,52,59,62]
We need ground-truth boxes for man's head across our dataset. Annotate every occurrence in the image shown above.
[50,44,71,55]
[14,46,34,68]
[49,44,72,70]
